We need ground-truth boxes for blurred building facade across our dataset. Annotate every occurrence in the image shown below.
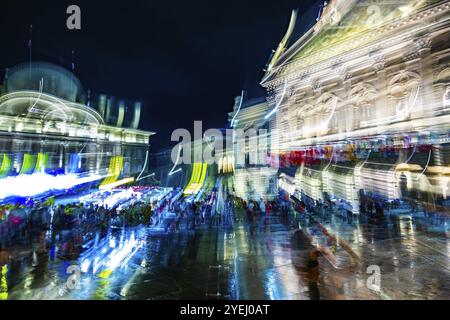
[228,94,278,201]
[259,0,450,212]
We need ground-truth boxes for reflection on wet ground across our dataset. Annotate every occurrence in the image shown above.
[0,208,449,300]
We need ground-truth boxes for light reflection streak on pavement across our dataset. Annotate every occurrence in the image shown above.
[0,209,449,300]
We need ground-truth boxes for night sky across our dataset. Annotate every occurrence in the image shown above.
[0,0,319,150]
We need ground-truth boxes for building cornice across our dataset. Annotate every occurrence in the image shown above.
[262,1,450,90]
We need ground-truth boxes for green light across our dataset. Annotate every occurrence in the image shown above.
[0,154,11,178]
[19,154,36,175]
[116,101,125,127]
[34,152,48,174]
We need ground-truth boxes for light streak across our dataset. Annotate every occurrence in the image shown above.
[33,152,48,174]
[168,144,181,176]
[266,9,298,72]
[19,154,35,175]
[99,177,135,190]
[184,163,208,195]
[168,168,181,176]
[0,173,102,200]
[28,77,44,113]
[136,172,155,182]
[0,154,11,178]
[0,265,7,300]
[415,149,432,180]
[80,232,145,279]
[230,90,244,127]
[404,145,417,164]
[136,150,149,181]
[100,156,124,187]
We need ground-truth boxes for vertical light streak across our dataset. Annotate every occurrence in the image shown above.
[265,80,288,120]
[168,144,182,176]
[136,150,149,181]
[230,90,244,127]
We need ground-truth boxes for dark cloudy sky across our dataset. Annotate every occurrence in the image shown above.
[0,0,319,150]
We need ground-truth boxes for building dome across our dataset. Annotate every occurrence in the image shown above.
[4,62,84,102]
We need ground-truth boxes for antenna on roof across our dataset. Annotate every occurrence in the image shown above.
[71,50,77,101]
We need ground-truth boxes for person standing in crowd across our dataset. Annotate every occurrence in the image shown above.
[258,198,266,228]
[246,201,256,235]
[52,205,64,242]
[259,198,266,215]
[265,201,271,217]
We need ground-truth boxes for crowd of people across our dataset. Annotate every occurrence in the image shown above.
[148,191,239,233]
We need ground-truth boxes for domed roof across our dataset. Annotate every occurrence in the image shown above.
[0,91,105,127]
[5,61,84,102]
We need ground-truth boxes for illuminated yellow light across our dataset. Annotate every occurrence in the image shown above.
[34,152,48,174]
[100,156,124,187]
[426,166,450,175]
[183,163,207,195]
[0,154,11,178]
[99,177,134,190]
[0,265,7,300]
[194,163,208,193]
[185,163,200,187]
[19,154,36,175]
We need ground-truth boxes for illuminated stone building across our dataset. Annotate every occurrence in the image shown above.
[261,0,450,212]
[0,62,153,194]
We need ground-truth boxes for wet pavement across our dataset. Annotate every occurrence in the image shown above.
[0,208,449,300]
